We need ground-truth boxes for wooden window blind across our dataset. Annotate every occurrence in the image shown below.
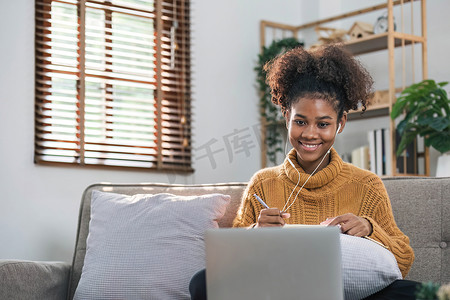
[35,0,192,171]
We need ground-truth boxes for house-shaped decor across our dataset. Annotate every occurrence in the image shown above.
[348,21,373,40]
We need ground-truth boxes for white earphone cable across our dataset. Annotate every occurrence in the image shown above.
[282,146,332,212]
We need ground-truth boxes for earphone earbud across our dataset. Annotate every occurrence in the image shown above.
[329,123,341,154]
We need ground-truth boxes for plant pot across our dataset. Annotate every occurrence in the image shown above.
[436,152,450,177]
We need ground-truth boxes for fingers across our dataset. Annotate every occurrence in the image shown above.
[326,214,347,228]
[281,212,291,219]
[319,217,335,226]
[256,208,290,227]
[345,224,368,237]
[325,213,372,237]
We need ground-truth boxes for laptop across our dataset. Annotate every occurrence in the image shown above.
[205,225,343,300]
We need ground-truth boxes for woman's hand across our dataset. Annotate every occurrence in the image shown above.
[326,213,373,237]
[255,208,290,227]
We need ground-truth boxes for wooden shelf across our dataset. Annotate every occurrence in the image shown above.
[344,32,425,55]
[347,105,390,120]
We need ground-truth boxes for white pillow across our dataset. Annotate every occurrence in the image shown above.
[341,234,402,300]
[73,191,231,300]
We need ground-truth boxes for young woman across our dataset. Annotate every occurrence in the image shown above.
[190,44,418,300]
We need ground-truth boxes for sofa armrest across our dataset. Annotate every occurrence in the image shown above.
[0,260,70,300]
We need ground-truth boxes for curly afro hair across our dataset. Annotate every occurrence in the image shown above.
[264,44,374,120]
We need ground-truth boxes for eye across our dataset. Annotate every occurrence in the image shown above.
[294,120,305,126]
[318,122,330,128]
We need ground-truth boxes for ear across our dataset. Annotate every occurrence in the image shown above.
[337,113,347,134]
[285,110,291,130]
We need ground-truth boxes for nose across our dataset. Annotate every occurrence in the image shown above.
[301,125,319,139]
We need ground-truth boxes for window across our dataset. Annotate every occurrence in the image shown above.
[35,0,192,171]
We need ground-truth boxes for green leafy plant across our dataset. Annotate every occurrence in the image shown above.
[416,281,441,300]
[255,38,303,164]
[391,79,450,156]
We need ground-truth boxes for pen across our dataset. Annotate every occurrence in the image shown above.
[253,194,270,209]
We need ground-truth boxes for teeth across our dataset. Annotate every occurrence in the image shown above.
[303,144,318,148]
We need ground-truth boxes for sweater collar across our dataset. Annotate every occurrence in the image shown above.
[283,148,343,189]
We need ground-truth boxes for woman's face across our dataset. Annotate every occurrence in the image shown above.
[285,97,346,174]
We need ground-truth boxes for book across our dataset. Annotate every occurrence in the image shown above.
[376,129,383,176]
[360,146,370,171]
[351,146,370,170]
[395,129,417,174]
[381,129,386,175]
[367,130,376,174]
[384,128,392,176]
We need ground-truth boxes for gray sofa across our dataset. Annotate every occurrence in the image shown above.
[1,177,449,299]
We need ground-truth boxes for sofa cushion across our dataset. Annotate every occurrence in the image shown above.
[73,190,230,300]
[340,234,402,300]
[68,183,246,299]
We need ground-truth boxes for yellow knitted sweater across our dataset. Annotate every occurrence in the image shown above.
[232,148,414,278]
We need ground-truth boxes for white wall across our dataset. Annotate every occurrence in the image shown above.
[0,0,301,262]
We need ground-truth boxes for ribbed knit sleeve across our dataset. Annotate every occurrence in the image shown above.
[232,177,261,228]
[233,186,256,227]
[232,169,279,228]
[360,177,414,278]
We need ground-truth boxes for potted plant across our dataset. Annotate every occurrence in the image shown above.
[255,37,303,165]
[391,79,450,176]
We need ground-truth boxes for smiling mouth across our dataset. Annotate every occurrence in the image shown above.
[300,142,321,151]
